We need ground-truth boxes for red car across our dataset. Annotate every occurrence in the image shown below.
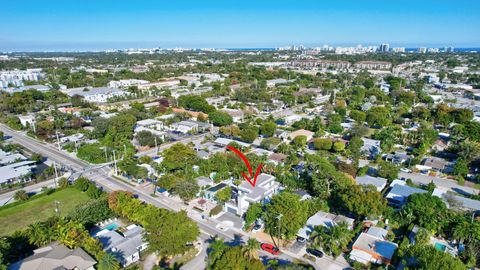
[260,243,280,255]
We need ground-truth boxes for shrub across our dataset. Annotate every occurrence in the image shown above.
[13,190,29,201]
[58,177,69,189]
[313,138,332,150]
[74,177,90,192]
[209,205,223,217]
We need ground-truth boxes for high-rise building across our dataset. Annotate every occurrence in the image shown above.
[379,43,390,52]
[446,46,455,53]
[418,47,427,53]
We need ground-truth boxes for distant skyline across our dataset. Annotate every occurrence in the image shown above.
[1,0,480,52]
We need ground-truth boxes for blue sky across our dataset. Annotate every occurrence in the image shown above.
[1,0,479,51]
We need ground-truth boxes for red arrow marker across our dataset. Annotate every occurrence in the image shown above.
[226,145,263,187]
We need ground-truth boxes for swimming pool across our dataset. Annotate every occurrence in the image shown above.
[104,222,119,231]
[435,242,447,251]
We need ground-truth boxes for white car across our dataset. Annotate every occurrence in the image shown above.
[400,168,412,173]
[252,223,264,233]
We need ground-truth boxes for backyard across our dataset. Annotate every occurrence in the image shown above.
[0,188,91,236]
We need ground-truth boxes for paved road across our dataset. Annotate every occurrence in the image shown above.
[0,124,318,269]
[0,178,57,205]
[399,171,479,196]
[135,134,206,158]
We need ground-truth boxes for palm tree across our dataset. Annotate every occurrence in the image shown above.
[26,223,54,246]
[452,218,480,243]
[97,253,120,270]
[243,238,259,259]
[207,238,227,266]
[311,223,353,258]
[13,190,29,201]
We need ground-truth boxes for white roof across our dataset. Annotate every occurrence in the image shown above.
[355,175,388,191]
[297,211,354,239]
[214,137,250,148]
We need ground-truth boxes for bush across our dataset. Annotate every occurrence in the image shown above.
[209,205,223,217]
[58,177,69,189]
[74,177,90,192]
[68,198,114,228]
[332,141,346,152]
[209,111,233,127]
[86,183,103,199]
[13,190,29,201]
[76,143,107,164]
[313,138,332,150]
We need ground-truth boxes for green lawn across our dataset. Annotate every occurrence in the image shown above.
[0,188,91,236]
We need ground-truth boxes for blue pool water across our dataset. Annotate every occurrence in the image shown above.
[104,223,119,231]
[435,242,447,251]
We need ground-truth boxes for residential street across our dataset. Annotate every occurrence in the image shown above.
[0,178,56,205]
[0,124,321,269]
[399,171,479,195]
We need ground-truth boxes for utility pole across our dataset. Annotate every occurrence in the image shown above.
[276,214,283,249]
[55,131,61,151]
[112,150,118,175]
[32,121,36,135]
[53,161,58,188]
[54,200,60,216]
[104,147,108,162]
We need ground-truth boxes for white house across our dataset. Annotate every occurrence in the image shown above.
[0,160,37,185]
[297,211,354,240]
[355,175,388,192]
[94,224,148,267]
[18,115,35,127]
[170,120,209,134]
[62,87,129,103]
[224,173,280,216]
[108,79,149,88]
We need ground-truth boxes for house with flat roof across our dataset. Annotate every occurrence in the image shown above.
[385,180,427,207]
[18,115,35,128]
[297,211,355,240]
[134,119,166,140]
[350,227,398,265]
[224,173,280,216]
[8,242,96,270]
[0,160,36,185]
[203,182,228,201]
[170,120,210,134]
[0,149,27,165]
[94,224,148,267]
[355,175,388,192]
[61,87,129,103]
[213,137,250,148]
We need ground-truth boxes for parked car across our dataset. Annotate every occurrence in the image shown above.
[296,236,306,243]
[400,168,412,173]
[260,243,280,255]
[306,248,324,258]
[252,223,264,233]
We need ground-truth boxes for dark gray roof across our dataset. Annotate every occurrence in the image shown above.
[8,242,96,270]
